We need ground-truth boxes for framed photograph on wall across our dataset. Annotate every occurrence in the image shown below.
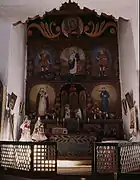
[121,99,127,115]
[135,105,139,131]
[125,92,134,109]
[130,107,135,129]
[19,102,24,115]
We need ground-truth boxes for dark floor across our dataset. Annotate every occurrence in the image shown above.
[1,173,140,180]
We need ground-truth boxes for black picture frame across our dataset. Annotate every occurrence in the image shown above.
[125,92,134,109]
[122,99,127,115]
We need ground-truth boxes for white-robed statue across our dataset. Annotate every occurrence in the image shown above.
[32,117,47,142]
[75,108,82,132]
[75,108,82,120]
[68,51,80,75]
[19,115,32,142]
[64,104,71,120]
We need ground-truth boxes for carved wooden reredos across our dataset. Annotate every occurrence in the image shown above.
[26,1,121,119]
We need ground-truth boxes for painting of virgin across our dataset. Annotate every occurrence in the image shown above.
[36,87,49,117]
[91,47,112,76]
[60,46,85,75]
[29,84,56,116]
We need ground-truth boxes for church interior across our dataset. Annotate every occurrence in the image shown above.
[0,0,139,179]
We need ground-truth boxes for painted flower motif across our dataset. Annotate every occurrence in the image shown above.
[110,28,116,34]
[56,26,61,32]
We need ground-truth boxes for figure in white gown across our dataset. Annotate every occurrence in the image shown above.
[64,104,71,119]
[32,117,47,141]
[19,115,32,142]
[68,51,80,75]
[75,108,82,120]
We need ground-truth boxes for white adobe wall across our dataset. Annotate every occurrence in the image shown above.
[0,21,26,140]
[118,18,139,138]
[6,24,26,140]
[0,19,11,85]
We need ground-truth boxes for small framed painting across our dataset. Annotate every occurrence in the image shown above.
[122,99,127,115]
[125,92,134,109]
[135,105,139,131]
[130,107,135,129]
[19,102,24,115]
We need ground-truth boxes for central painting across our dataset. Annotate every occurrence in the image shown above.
[60,46,86,75]
[26,1,121,160]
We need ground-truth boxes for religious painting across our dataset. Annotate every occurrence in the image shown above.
[34,48,56,79]
[61,17,84,37]
[29,84,56,116]
[121,99,127,115]
[60,46,86,75]
[135,105,139,131]
[125,92,134,109]
[91,47,112,77]
[91,84,118,113]
[130,107,135,129]
[7,92,17,110]
[19,102,24,115]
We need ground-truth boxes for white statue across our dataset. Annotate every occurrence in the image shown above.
[75,108,82,120]
[64,104,71,119]
[19,115,32,142]
[32,117,47,142]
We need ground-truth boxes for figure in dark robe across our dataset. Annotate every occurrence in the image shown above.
[100,87,110,113]
[68,51,80,74]
[36,87,49,117]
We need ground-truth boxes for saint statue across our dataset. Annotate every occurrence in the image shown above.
[32,117,47,142]
[68,51,80,74]
[36,87,49,117]
[96,48,108,76]
[75,108,82,120]
[64,104,71,119]
[100,87,110,113]
[19,115,32,142]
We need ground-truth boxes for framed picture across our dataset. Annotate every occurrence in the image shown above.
[8,92,17,110]
[19,102,24,115]
[122,99,127,115]
[135,105,139,131]
[125,92,134,109]
[130,107,135,129]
